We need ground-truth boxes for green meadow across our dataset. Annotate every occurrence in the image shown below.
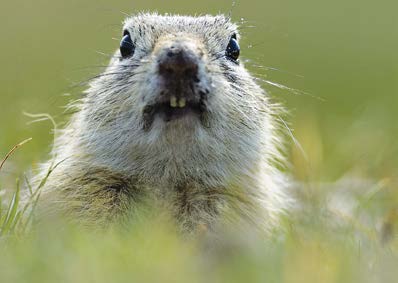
[0,0,397,282]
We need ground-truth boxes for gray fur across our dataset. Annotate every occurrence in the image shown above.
[34,13,291,235]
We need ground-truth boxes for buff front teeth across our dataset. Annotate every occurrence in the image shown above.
[178,98,186,108]
[170,96,178,108]
[170,96,186,108]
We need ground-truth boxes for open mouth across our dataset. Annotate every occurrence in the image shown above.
[143,95,205,129]
[154,96,203,121]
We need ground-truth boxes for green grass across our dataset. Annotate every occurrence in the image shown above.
[0,142,397,283]
[1,0,397,282]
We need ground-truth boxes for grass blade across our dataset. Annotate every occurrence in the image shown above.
[0,178,21,236]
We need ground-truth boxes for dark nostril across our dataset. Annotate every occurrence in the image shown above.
[184,68,197,77]
[165,67,174,75]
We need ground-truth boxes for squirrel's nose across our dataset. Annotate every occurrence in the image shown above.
[157,43,199,79]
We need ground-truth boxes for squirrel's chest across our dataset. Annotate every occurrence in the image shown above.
[137,183,226,232]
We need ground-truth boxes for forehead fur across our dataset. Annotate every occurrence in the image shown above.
[122,13,238,52]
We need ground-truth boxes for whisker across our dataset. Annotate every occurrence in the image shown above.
[277,115,309,162]
[246,62,305,78]
[254,78,325,102]
[94,50,119,59]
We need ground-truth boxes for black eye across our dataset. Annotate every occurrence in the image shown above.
[120,32,135,58]
[226,35,240,61]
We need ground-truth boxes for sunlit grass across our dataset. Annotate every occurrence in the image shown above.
[0,140,397,283]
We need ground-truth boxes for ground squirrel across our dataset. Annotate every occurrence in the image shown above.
[34,13,290,235]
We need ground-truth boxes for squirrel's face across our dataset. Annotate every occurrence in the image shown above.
[83,14,272,180]
[141,35,210,129]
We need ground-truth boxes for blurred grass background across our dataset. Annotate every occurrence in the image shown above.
[0,0,397,282]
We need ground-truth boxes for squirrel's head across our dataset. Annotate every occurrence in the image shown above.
[79,14,276,183]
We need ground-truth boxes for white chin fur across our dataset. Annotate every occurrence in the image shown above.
[154,114,202,138]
